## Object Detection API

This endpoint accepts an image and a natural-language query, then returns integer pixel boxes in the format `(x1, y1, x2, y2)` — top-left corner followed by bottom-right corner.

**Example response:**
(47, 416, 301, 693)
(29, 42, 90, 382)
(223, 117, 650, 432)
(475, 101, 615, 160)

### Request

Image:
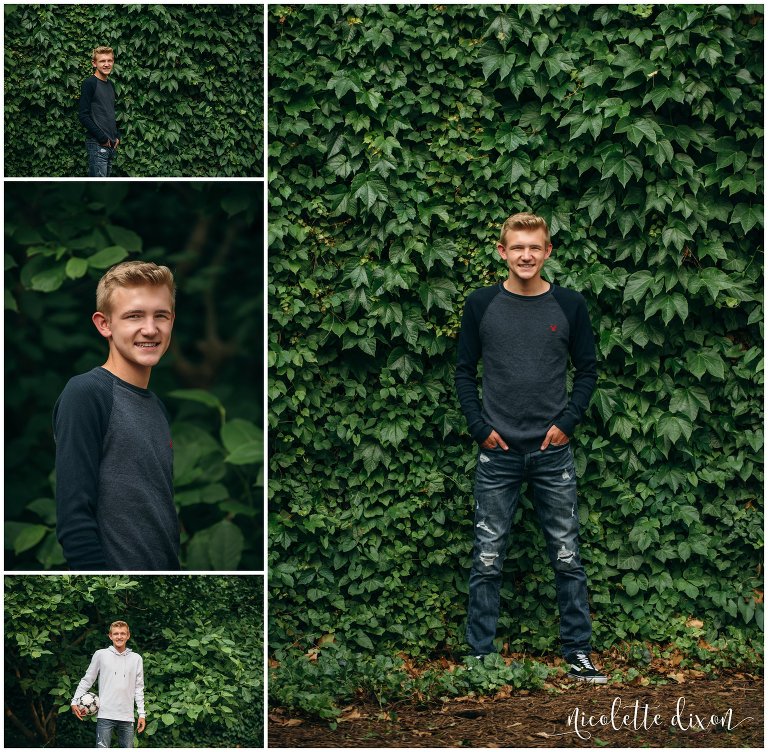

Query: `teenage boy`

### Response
(54, 261, 180, 571)
(79, 46, 121, 177)
(71, 620, 146, 748)
(455, 212, 606, 683)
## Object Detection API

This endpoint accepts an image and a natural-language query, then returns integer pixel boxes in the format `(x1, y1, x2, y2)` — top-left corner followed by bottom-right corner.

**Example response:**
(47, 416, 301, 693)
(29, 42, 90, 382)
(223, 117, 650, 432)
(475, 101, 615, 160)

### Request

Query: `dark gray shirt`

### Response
(78, 76, 120, 143)
(455, 283, 597, 452)
(53, 367, 179, 570)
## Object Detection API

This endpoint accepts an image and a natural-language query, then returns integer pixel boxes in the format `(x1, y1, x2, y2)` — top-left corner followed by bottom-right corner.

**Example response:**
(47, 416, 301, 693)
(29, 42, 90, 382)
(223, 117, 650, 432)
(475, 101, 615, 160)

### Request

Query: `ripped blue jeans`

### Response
(466, 442, 592, 658)
(95, 718, 134, 748)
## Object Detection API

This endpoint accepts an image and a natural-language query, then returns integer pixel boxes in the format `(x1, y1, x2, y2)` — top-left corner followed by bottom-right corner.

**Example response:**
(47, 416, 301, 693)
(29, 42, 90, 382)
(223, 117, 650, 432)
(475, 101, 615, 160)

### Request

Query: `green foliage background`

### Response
(4, 575, 263, 747)
(5, 182, 263, 571)
(268, 5, 764, 660)
(4, 3, 263, 177)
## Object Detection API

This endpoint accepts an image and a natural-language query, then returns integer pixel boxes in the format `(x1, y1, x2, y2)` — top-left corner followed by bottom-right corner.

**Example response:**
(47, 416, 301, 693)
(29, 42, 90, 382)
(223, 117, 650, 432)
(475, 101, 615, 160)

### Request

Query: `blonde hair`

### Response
(109, 620, 130, 633)
(499, 212, 551, 246)
(96, 261, 176, 316)
(92, 46, 114, 60)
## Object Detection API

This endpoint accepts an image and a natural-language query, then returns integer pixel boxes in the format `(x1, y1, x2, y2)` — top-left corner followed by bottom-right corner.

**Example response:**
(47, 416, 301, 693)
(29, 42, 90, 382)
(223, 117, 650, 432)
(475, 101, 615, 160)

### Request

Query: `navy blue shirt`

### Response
(78, 76, 120, 143)
(53, 367, 179, 570)
(455, 283, 597, 452)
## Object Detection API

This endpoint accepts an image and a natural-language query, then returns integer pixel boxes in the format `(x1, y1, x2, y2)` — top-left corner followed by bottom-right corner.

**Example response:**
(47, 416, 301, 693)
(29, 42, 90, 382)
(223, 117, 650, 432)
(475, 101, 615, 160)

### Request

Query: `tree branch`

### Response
(170, 216, 241, 388)
(5, 705, 38, 742)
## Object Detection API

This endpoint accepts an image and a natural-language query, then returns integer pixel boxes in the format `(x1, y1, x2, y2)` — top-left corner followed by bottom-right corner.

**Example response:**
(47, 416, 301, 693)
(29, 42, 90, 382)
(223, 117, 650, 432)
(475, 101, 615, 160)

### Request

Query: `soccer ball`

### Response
(77, 692, 99, 716)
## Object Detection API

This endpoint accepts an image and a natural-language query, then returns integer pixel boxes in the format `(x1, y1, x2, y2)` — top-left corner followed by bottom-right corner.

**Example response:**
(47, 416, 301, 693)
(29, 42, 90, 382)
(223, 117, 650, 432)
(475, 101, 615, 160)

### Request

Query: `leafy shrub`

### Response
(268, 4, 763, 661)
(4, 4, 263, 176)
(269, 643, 552, 722)
(5, 576, 263, 747)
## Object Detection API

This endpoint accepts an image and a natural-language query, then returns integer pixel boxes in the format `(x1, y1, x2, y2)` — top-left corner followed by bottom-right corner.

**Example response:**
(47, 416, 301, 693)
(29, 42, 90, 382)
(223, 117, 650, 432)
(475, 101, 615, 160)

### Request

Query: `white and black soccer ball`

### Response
(77, 692, 99, 716)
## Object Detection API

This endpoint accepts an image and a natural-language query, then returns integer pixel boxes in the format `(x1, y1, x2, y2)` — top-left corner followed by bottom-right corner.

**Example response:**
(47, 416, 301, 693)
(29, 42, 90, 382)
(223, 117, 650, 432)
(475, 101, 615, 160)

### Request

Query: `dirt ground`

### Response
(269, 675, 763, 748)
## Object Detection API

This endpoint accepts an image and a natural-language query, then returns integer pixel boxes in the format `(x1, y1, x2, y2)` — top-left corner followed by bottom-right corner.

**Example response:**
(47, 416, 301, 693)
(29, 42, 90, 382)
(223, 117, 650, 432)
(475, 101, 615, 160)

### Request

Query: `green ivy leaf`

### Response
(419, 278, 456, 313)
(386, 347, 421, 382)
(377, 415, 410, 447)
(685, 349, 726, 380)
(422, 241, 458, 271)
(350, 174, 388, 210)
(479, 50, 517, 81)
(623, 271, 655, 303)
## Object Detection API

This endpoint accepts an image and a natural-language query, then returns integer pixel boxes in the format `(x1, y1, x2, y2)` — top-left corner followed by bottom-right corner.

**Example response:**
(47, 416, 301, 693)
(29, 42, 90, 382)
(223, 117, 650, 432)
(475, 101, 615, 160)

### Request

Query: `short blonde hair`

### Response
(499, 212, 551, 246)
(92, 46, 114, 60)
(96, 261, 176, 316)
(109, 620, 130, 633)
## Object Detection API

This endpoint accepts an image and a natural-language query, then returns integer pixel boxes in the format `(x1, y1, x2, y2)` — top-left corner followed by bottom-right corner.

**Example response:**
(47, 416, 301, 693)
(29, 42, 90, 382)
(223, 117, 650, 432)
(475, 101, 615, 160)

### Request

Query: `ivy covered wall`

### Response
(4, 4, 262, 177)
(268, 5, 763, 657)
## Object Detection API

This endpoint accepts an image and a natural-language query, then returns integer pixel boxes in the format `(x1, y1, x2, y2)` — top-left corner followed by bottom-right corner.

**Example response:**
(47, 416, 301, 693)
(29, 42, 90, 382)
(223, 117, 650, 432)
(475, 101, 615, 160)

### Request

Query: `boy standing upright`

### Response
(455, 212, 606, 682)
(71, 620, 146, 747)
(79, 46, 121, 177)
(54, 261, 180, 571)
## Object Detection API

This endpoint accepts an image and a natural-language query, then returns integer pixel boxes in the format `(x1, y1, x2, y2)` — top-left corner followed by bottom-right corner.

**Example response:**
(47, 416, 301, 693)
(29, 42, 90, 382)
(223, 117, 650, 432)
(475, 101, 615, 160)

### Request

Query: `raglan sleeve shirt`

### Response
(454, 287, 498, 444)
(78, 77, 111, 144)
(78, 77, 121, 143)
(551, 287, 598, 437)
(455, 284, 597, 447)
(53, 373, 112, 570)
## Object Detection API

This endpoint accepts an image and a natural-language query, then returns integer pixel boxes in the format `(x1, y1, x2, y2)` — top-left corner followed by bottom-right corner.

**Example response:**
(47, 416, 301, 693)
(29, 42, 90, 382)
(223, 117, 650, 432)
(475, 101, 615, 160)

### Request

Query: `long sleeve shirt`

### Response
(455, 282, 597, 452)
(53, 367, 180, 571)
(78, 76, 120, 143)
(71, 646, 145, 722)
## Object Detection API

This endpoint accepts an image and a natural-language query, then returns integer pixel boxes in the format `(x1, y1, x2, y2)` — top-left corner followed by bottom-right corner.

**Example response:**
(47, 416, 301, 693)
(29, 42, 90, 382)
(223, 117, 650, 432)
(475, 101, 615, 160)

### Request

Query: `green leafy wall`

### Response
(268, 5, 763, 658)
(4, 4, 263, 177)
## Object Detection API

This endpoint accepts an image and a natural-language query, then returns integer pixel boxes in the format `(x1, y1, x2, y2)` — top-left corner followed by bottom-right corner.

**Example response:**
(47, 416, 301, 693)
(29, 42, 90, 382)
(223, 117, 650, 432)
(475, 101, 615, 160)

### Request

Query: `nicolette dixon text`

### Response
(556, 696, 752, 740)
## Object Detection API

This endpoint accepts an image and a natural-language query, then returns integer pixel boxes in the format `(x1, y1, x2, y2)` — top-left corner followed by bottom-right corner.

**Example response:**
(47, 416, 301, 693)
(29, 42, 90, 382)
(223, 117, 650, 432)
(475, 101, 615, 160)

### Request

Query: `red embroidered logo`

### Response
(549, 325, 557, 332)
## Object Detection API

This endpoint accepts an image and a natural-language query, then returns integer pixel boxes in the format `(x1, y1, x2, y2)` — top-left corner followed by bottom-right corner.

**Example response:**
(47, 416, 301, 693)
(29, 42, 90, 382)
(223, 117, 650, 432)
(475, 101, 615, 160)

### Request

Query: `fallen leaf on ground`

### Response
(339, 708, 363, 722)
(269, 717, 303, 727)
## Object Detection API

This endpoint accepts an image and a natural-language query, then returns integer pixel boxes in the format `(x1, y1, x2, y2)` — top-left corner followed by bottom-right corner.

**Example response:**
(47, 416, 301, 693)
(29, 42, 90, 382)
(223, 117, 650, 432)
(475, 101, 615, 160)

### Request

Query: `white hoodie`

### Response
(71, 645, 145, 723)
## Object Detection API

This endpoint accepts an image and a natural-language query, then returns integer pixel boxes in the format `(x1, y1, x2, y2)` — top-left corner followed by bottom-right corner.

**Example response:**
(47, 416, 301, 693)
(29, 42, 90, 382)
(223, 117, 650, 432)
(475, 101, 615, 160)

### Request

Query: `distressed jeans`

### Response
(466, 442, 592, 658)
(95, 717, 134, 748)
(86, 140, 116, 177)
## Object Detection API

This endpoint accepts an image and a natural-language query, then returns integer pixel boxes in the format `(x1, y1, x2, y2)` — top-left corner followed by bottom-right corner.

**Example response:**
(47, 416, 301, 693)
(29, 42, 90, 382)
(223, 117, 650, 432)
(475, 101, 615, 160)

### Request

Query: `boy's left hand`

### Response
(540, 424, 569, 450)
(137, 717, 146, 733)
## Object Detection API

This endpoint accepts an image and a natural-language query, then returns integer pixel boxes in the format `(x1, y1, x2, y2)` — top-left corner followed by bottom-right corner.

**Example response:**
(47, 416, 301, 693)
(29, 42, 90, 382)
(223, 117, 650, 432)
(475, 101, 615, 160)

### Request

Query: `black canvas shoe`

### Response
(566, 651, 608, 683)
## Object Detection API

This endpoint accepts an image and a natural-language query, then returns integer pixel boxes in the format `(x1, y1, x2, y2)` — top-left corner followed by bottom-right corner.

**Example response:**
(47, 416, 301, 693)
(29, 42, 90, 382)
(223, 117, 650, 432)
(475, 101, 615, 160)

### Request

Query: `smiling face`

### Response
(92, 284, 175, 387)
(92, 53, 114, 80)
(109, 625, 130, 652)
(497, 227, 553, 293)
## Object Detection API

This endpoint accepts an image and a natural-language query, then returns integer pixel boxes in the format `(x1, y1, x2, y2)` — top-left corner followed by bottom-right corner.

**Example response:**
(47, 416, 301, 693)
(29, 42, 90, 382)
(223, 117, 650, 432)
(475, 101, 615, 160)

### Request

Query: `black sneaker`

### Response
(566, 652, 608, 683)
